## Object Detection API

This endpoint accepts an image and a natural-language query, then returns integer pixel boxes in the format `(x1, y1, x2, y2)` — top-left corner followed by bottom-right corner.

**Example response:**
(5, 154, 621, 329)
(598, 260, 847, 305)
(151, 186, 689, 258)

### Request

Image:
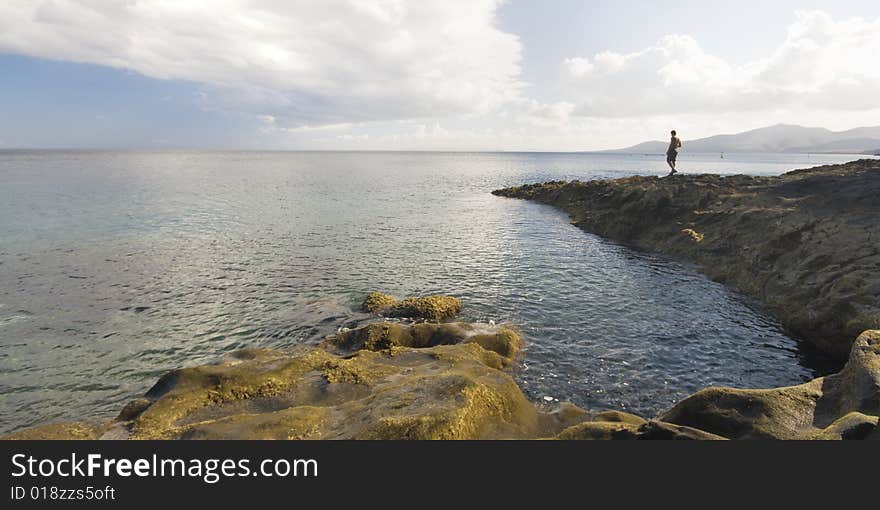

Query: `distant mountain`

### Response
(611, 124, 880, 154)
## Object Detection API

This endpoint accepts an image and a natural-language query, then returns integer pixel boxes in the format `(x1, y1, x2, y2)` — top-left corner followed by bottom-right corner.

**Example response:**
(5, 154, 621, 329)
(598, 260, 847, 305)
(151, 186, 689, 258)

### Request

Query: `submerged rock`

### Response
(494, 159, 880, 360)
(660, 330, 880, 439)
(361, 292, 462, 321)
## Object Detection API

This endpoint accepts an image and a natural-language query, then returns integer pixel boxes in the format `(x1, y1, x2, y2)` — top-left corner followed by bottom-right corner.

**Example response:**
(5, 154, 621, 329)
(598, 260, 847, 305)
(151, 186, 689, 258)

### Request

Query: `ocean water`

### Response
(0, 150, 867, 434)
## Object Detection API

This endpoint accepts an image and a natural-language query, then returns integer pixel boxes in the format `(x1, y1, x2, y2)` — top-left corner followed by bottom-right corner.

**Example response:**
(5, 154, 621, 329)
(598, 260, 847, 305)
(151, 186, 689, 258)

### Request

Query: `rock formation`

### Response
(659, 330, 880, 439)
(362, 292, 462, 321)
(4, 323, 878, 440)
(3, 322, 566, 440)
(493, 159, 880, 360)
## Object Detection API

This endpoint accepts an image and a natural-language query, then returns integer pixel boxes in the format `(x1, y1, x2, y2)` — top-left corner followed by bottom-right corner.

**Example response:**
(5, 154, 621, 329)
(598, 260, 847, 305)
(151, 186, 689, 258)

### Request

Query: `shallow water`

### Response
(0, 150, 864, 434)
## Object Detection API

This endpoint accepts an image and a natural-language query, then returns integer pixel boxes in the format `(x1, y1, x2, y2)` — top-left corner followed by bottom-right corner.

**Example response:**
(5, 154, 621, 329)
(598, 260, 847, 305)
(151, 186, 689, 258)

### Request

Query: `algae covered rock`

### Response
(556, 419, 726, 441)
(322, 321, 521, 365)
(813, 412, 878, 440)
(386, 296, 462, 321)
(660, 330, 880, 439)
(556, 420, 640, 440)
(5, 322, 549, 440)
(361, 292, 462, 321)
(553, 410, 725, 440)
(2, 422, 106, 440)
(362, 292, 397, 314)
(9, 322, 877, 441)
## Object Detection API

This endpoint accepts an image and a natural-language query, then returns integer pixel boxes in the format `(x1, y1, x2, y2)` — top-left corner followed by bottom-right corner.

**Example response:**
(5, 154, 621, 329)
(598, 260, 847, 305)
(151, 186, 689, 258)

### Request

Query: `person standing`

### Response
(667, 130, 682, 175)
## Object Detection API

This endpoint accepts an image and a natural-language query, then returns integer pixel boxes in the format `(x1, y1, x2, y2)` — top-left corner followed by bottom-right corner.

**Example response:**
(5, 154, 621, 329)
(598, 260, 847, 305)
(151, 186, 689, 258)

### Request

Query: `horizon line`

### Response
(1, 147, 877, 156)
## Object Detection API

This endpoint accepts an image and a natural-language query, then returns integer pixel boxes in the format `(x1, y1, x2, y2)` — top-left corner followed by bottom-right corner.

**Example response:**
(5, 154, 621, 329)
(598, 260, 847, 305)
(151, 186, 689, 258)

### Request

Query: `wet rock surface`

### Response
(361, 292, 463, 321)
(4, 322, 570, 440)
(659, 330, 880, 439)
(493, 159, 880, 360)
(4, 323, 879, 440)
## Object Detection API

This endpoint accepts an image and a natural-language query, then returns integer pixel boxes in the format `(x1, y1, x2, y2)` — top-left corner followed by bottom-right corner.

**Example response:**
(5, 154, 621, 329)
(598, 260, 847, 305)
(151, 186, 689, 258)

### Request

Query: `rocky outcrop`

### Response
(493, 159, 880, 360)
(3, 322, 573, 440)
(362, 292, 462, 321)
(5, 325, 879, 440)
(322, 321, 522, 360)
(659, 330, 880, 439)
(1, 422, 109, 440)
(555, 410, 727, 440)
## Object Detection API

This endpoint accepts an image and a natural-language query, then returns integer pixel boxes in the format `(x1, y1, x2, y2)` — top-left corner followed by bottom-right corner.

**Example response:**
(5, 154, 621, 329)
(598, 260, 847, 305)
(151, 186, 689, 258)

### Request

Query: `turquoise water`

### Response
(0, 150, 865, 434)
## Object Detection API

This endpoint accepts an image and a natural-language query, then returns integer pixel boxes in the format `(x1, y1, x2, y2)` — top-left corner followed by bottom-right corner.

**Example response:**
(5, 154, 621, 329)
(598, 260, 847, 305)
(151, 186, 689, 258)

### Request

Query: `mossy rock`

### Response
(661, 330, 880, 439)
(811, 412, 878, 440)
(360, 292, 462, 321)
(591, 410, 649, 426)
(130, 338, 540, 439)
(322, 322, 521, 363)
(2, 422, 106, 440)
(556, 420, 641, 440)
(4, 322, 548, 440)
(386, 296, 462, 321)
(362, 292, 397, 314)
(556, 419, 725, 440)
(9, 324, 877, 441)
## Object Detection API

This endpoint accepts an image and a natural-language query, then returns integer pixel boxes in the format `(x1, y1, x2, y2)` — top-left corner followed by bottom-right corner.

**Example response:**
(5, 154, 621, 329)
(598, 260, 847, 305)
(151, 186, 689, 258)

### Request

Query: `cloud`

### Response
(0, 0, 523, 126)
(561, 11, 880, 117)
(1, 5, 878, 151)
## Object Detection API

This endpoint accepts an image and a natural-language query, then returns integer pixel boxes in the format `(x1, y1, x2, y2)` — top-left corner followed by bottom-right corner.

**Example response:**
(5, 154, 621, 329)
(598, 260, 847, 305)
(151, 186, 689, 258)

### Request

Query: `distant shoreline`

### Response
(1, 148, 879, 156)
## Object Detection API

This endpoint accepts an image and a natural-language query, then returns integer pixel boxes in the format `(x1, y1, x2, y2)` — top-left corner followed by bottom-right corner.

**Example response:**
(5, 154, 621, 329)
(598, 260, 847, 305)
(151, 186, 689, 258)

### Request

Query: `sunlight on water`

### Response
(0, 150, 862, 433)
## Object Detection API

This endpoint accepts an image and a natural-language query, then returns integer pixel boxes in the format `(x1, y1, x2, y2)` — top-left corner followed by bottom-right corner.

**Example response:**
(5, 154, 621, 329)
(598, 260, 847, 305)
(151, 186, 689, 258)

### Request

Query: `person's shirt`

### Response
(667, 136, 682, 154)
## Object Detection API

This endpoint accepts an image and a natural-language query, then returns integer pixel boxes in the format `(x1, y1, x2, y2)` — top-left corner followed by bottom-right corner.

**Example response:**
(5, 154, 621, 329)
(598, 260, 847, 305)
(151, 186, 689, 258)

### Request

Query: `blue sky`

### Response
(0, 55, 257, 148)
(1, 0, 879, 150)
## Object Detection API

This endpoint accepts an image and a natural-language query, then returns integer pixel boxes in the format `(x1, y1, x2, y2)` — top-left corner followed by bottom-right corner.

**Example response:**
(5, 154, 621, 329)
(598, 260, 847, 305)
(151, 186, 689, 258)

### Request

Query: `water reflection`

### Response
(0, 150, 854, 433)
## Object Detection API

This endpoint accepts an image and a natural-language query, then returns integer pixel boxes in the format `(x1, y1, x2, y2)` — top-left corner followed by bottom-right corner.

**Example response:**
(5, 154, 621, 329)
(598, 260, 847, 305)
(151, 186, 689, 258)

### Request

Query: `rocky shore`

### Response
(5, 293, 878, 440)
(493, 159, 880, 361)
(4, 160, 879, 440)
(1, 305, 725, 440)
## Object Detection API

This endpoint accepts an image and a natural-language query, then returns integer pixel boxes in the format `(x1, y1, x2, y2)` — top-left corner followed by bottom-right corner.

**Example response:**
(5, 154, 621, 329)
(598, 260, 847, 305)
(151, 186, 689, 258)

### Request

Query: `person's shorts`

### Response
(666, 151, 678, 163)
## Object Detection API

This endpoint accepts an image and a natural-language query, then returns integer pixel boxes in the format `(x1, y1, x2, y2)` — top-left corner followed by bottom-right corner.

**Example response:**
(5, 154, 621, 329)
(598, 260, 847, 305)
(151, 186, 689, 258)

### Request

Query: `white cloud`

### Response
(0, 0, 523, 125)
(1, 4, 878, 151)
(561, 11, 880, 117)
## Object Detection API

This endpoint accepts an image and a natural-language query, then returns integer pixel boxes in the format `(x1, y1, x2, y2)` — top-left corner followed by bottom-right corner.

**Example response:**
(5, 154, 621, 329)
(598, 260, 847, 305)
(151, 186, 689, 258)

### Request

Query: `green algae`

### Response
(386, 296, 462, 321)
(362, 292, 397, 314)
(360, 292, 462, 321)
(6, 321, 877, 441)
(5, 321, 551, 440)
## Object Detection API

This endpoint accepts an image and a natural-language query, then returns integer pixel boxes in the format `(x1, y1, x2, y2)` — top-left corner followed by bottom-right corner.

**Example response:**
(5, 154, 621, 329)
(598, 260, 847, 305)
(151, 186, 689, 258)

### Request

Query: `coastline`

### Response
(493, 159, 880, 361)
(4, 160, 879, 440)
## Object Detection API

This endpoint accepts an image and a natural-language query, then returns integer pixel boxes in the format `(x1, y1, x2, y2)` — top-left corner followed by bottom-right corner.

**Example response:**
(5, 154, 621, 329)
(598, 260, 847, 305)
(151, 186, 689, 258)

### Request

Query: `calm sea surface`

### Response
(0, 150, 868, 434)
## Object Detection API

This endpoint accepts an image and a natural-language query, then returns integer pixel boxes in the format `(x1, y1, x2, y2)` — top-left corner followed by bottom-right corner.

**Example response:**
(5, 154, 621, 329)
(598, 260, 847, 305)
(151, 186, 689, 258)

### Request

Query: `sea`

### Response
(1, 150, 871, 434)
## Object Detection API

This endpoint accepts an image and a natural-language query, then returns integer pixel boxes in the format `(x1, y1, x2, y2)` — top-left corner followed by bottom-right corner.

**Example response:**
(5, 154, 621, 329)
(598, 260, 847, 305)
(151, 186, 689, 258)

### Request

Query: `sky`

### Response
(1, 0, 879, 151)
